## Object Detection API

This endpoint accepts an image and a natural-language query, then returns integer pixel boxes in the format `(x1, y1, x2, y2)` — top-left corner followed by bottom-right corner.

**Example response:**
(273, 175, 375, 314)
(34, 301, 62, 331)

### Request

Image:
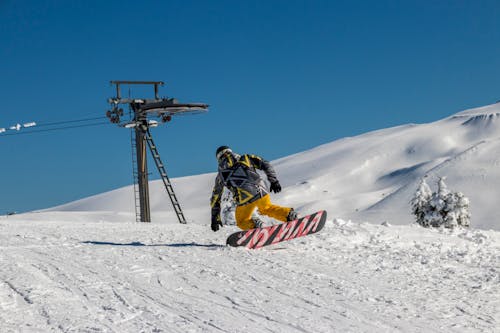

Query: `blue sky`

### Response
(1, 0, 499, 213)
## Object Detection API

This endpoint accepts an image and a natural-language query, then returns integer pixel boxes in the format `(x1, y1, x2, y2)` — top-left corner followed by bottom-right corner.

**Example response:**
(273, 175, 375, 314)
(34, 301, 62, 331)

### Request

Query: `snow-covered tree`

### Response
(425, 177, 451, 227)
(411, 177, 470, 228)
(443, 191, 471, 228)
(436, 177, 450, 212)
(410, 178, 432, 226)
(220, 187, 237, 225)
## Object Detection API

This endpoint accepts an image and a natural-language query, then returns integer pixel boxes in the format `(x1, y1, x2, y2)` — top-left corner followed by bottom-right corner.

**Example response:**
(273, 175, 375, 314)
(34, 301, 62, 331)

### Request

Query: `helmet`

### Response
(216, 146, 232, 160)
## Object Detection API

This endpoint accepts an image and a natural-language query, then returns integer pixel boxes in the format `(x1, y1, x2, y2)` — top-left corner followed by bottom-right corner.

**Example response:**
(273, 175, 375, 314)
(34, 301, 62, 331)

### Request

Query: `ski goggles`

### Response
(216, 148, 232, 160)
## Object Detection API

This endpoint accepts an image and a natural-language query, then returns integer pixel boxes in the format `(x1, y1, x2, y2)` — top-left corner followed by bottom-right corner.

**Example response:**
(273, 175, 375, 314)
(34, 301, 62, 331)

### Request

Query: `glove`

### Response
(270, 181, 282, 193)
(211, 214, 222, 232)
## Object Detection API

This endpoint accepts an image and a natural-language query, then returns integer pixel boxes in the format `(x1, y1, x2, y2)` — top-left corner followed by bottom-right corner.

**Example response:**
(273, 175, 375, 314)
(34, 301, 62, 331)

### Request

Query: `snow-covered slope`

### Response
(2, 103, 500, 332)
(0, 216, 498, 332)
(49, 102, 500, 230)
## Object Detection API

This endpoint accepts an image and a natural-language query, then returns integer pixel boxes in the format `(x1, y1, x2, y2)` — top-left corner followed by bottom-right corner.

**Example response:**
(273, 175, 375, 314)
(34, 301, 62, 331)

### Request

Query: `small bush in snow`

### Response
(220, 188, 237, 225)
(411, 178, 433, 226)
(411, 177, 470, 228)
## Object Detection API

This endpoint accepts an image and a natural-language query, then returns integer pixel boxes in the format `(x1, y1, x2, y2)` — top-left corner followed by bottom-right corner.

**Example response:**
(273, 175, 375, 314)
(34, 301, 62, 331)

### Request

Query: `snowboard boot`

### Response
(286, 209, 298, 222)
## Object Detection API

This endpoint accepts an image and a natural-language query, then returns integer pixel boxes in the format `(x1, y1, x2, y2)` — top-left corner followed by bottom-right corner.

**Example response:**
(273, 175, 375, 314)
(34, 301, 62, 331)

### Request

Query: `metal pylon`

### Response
(130, 129, 141, 223)
(107, 80, 208, 224)
(134, 123, 151, 223)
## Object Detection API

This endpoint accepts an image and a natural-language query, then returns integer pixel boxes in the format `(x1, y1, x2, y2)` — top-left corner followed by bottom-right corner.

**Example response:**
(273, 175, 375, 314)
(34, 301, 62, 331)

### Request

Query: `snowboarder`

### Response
(210, 146, 297, 232)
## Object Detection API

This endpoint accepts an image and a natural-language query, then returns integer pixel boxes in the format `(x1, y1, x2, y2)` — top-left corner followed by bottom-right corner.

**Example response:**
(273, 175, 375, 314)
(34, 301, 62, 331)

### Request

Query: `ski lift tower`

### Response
(106, 81, 208, 223)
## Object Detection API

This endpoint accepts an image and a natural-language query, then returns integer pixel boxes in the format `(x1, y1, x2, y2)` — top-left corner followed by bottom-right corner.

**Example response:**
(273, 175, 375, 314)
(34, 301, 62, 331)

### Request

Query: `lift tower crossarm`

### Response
(110, 81, 164, 100)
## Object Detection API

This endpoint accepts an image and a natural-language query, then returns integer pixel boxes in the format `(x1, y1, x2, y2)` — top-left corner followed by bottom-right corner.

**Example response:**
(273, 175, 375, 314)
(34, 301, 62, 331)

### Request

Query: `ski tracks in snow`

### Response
(0, 219, 498, 332)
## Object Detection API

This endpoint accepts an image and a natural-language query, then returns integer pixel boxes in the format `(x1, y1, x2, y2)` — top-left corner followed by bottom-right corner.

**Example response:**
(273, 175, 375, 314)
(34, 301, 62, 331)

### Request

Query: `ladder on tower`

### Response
(144, 129, 187, 224)
(130, 129, 141, 222)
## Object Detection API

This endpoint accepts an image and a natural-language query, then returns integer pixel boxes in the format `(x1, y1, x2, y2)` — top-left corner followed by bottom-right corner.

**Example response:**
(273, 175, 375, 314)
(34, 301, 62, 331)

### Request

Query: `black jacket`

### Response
(210, 152, 278, 218)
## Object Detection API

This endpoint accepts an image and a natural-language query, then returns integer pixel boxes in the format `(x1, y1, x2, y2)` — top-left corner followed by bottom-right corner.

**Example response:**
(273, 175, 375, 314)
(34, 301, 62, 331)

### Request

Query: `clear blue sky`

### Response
(1, 0, 499, 213)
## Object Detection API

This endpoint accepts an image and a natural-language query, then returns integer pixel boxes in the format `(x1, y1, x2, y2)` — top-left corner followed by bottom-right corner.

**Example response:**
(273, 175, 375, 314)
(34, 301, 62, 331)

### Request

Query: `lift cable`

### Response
(0, 121, 110, 137)
(34, 116, 107, 127)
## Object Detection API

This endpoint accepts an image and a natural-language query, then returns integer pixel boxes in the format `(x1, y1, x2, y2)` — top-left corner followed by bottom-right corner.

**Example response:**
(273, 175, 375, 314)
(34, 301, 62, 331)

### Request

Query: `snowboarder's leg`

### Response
(235, 202, 259, 230)
(256, 194, 293, 222)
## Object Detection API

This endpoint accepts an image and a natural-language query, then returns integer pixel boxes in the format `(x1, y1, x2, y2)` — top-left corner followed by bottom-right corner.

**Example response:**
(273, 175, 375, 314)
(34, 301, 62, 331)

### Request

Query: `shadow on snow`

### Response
(82, 241, 225, 248)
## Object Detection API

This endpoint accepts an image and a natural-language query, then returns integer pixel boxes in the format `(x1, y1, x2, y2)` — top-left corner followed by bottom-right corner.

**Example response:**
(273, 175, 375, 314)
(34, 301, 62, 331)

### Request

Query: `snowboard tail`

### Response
(226, 210, 327, 249)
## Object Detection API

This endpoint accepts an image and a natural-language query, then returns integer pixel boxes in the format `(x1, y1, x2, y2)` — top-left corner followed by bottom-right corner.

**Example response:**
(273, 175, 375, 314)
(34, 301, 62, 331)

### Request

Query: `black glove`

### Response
(211, 214, 222, 232)
(270, 181, 282, 193)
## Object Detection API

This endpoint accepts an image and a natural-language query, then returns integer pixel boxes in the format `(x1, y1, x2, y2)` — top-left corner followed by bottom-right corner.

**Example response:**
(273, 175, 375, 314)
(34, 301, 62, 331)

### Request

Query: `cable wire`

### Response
(0, 122, 110, 137)
(34, 116, 107, 127)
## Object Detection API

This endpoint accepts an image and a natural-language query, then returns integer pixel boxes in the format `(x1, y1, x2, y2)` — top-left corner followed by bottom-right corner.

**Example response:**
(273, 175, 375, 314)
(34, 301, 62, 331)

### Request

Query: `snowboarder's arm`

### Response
(247, 154, 279, 184)
(210, 174, 224, 231)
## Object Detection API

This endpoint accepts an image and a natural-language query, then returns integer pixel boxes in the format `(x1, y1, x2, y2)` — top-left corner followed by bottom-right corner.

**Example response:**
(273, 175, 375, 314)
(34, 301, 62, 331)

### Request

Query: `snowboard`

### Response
(226, 210, 327, 249)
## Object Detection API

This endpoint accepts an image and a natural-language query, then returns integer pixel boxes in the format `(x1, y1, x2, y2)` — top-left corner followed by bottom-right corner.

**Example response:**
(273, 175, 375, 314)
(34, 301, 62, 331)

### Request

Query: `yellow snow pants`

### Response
(235, 194, 292, 230)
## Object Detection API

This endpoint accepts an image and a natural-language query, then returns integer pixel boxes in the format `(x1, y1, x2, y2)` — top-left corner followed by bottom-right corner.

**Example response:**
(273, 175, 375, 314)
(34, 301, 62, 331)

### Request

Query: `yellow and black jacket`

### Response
(210, 152, 278, 218)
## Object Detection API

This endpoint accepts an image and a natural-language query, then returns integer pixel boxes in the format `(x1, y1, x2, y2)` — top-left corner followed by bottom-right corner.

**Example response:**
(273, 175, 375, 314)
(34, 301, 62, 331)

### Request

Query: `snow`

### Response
(1, 216, 498, 332)
(1, 103, 500, 332)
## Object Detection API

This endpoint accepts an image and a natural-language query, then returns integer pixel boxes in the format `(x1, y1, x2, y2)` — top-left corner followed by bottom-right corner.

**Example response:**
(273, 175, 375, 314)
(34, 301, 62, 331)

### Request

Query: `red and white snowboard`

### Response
(226, 210, 327, 249)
